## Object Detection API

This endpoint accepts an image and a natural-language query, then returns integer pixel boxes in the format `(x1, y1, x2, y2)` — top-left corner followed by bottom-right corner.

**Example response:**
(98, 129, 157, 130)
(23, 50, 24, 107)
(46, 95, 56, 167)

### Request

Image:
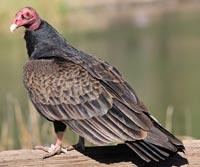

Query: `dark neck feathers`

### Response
(24, 20, 67, 57)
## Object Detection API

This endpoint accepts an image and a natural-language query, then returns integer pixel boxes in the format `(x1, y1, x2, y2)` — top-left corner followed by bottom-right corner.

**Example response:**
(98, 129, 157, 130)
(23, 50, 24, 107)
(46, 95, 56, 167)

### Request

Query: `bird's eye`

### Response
(25, 12, 30, 17)
(23, 12, 31, 19)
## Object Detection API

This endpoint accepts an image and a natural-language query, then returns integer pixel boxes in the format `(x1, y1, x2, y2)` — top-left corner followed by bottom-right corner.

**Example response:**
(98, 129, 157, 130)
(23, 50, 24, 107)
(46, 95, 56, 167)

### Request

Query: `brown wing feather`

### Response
(23, 58, 182, 150)
(34, 49, 147, 113)
(23, 59, 113, 121)
(28, 46, 184, 161)
(23, 58, 149, 144)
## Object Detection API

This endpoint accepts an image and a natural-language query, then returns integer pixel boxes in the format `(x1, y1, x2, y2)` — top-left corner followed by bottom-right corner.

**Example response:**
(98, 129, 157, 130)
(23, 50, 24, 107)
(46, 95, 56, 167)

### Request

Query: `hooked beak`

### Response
(10, 23, 18, 32)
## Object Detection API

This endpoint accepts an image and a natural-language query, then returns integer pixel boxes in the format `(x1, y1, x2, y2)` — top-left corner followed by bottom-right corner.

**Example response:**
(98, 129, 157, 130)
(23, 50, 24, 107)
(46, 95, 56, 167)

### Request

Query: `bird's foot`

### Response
(35, 144, 68, 159)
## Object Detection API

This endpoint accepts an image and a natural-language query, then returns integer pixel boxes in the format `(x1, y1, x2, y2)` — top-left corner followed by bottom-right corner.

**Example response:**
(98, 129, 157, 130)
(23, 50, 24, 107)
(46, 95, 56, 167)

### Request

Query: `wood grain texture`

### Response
(0, 140, 198, 167)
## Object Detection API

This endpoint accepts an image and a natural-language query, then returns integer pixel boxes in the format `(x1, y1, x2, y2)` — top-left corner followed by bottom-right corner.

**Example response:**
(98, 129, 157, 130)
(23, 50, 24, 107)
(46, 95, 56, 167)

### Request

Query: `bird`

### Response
(10, 7, 184, 162)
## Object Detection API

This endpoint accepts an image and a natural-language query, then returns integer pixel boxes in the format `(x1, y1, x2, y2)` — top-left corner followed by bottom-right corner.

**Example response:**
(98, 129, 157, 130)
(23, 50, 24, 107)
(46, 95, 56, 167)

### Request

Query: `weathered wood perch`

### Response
(0, 140, 198, 167)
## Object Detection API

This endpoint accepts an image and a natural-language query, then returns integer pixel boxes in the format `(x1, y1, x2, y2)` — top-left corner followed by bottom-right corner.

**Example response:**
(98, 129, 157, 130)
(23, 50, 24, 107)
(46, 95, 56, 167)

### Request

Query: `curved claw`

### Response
(34, 144, 68, 159)
(43, 144, 61, 159)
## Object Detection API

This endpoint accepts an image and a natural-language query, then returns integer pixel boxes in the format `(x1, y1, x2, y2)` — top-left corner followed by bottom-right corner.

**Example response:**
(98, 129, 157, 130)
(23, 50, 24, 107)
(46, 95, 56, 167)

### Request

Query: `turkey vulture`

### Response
(10, 7, 184, 162)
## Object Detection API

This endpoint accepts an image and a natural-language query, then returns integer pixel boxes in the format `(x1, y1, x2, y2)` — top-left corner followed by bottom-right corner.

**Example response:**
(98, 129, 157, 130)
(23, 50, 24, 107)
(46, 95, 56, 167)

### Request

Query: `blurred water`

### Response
(1, 9, 200, 149)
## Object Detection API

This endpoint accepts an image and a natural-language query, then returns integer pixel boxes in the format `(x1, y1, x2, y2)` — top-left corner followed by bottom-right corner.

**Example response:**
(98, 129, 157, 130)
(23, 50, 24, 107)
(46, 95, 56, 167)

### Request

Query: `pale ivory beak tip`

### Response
(10, 24, 17, 32)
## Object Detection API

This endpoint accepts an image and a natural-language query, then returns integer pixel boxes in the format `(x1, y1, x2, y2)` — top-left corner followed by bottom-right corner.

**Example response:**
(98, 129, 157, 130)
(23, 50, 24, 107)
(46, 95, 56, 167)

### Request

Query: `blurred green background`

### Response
(0, 0, 200, 149)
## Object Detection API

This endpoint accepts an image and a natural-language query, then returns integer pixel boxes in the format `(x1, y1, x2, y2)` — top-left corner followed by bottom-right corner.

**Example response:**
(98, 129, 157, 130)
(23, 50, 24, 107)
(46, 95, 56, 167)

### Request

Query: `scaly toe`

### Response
(34, 144, 63, 159)
(34, 144, 70, 159)
(42, 144, 61, 159)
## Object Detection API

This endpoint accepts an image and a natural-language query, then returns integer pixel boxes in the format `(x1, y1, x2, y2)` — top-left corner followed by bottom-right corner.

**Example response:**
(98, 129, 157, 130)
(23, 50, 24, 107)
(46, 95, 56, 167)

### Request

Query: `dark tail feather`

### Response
(126, 142, 152, 162)
(148, 114, 185, 152)
(126, 139, 179, 162)
(153, 121, 185, 151)
(126, 120, 185, 162)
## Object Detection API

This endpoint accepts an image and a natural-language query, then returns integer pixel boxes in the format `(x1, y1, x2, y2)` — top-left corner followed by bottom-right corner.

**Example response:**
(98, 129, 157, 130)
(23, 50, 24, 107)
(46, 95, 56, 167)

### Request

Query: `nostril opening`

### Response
(15, 19, 21, 25)
(21, 15, 25, 19)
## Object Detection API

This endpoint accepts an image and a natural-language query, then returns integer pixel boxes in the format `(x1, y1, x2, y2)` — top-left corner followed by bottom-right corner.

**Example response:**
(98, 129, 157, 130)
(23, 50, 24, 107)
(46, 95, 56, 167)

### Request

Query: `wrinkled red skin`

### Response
(12, 7, 41, 31)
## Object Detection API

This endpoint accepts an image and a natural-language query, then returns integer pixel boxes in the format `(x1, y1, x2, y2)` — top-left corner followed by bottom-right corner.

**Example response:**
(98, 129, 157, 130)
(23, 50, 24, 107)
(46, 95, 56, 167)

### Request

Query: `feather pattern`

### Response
(22, 20, 185, 162)
(24, 59, 113, 120)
